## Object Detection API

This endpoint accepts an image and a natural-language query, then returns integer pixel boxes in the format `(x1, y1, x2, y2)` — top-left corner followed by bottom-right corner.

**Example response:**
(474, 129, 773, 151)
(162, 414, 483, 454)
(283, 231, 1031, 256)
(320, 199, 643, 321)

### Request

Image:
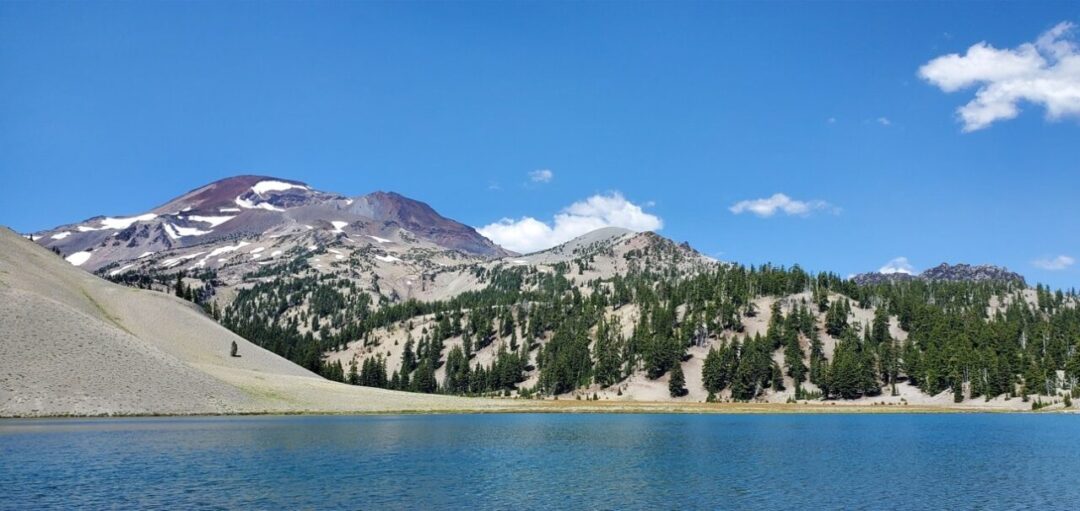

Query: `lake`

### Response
(1, 414, 1077, 510)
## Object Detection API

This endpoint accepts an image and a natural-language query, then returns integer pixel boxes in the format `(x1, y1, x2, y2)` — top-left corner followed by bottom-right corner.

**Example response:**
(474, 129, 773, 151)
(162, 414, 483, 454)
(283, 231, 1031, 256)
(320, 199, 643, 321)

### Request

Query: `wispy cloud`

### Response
(876, 117, 892, 126)
(1033, 254, 1075, 270)
(919, 21, 1080, 132)
(878, 256, 916, 275)
(478, 192, 662, 253)
(729, 193, 838, 218)
(529, 169, 554, 183)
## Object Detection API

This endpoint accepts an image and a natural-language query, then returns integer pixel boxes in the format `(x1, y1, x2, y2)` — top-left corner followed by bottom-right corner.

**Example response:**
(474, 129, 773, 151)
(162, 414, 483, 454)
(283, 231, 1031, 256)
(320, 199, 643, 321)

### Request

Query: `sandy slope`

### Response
(0, 227, 520, 417)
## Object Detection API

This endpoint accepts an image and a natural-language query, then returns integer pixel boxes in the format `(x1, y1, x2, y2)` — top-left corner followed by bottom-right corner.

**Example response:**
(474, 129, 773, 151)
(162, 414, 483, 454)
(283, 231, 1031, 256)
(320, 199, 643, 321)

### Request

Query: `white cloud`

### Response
(877, 117, 892, 126)
(477, 192, 662, 253)
(728, 193, 837, 218)
(878, 257, 916, 275)
(1033, 255, 1075, 270)
(919, 21, 1080, 131)
(529, 169, 554, 183)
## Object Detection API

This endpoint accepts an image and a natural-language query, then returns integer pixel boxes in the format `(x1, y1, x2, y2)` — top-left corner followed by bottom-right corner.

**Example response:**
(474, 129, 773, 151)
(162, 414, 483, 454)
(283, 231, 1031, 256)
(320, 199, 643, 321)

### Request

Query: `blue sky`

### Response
(1, 1, 1078, 289)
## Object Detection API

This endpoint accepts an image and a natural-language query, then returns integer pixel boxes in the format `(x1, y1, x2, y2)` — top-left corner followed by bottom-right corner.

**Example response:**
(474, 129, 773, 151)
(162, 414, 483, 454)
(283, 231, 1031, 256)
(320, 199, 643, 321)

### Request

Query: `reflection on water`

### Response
(1, 414, 1077, 509)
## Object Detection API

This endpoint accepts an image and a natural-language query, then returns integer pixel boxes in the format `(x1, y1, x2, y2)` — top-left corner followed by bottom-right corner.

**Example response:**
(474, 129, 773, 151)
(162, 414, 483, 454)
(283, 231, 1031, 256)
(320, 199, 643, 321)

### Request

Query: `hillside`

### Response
(0, 227, 523, 417)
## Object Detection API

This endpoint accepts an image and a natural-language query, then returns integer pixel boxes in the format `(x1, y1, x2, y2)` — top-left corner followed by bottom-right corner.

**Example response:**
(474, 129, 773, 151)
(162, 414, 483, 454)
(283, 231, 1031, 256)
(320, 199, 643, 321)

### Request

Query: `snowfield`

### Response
(331, 221, 349, 233)
(161, 252, 206, 268)
(368, 235, 392, 243)
(189, 215, 236, 227)
(251, 180, 309, 195)
(51, 232, 72, 240)
(375, 254, 401, 263)
(64, 251, 92, 266)
(99, 213, 157, 230)
(164, 223, 212, 239)
(109, 264, 135, 276)
(235, 196, 284, 211)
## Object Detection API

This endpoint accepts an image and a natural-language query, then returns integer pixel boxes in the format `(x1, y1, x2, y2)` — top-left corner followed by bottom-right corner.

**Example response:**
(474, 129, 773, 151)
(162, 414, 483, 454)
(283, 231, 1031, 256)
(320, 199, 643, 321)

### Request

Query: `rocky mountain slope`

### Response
(30, 175, 511, 274)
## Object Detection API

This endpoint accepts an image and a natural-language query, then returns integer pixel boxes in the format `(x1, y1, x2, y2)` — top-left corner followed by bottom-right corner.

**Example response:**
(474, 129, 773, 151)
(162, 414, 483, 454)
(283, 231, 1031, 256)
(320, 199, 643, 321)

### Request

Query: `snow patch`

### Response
(219, 207, 241, 213)
(160, 252, 206, 268)
(250, 247, 266, 254)
(271, 250, 282, 257)
(331, 221, 349, 233)
(52, 231, 72, 240)
(207, 241, 251, 258)
(137, 251, 155, 259)
(235, 196, 284, 211)
(190, 241, 251, 268)
(165, 223, 212, 238)
(251, 180, 309, 195)
(375, 254, 401, 263)
(77, 225, 103, 232)
(189, 215, 236, 227)
(99, 213, 157, 230)
(65, 251, 92, 266)
(368, 235, 392, 244)
(109, 264, 135, 276)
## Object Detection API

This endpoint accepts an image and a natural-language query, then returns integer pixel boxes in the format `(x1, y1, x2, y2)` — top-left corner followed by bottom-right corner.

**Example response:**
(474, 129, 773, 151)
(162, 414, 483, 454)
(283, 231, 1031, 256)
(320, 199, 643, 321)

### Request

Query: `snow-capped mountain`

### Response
(32, 175, 512, 272)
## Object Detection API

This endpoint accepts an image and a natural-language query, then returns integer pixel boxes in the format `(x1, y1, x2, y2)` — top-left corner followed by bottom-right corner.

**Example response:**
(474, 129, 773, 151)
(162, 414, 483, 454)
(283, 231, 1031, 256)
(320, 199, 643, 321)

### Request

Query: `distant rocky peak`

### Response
(919, 263, 1026, 285)
(853, 262, 1025, 286)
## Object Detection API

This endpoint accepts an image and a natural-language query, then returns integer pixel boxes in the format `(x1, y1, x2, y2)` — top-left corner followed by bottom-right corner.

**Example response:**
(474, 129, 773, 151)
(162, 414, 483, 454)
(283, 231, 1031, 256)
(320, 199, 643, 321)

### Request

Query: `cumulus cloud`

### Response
(728, 193, 837, 218)
(879, 257, 916, 275)
(919, 21, 1080, 131)
(477, 192, 662, 253)
(529, 169, 554, 183)
(1033, 255, 1075, 270)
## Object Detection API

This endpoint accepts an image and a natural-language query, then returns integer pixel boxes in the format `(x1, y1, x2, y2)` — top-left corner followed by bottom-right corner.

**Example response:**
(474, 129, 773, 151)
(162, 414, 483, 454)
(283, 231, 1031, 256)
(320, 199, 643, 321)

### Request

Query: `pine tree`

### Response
(348, 358, 359, 385)
(669, 363, 686, 397)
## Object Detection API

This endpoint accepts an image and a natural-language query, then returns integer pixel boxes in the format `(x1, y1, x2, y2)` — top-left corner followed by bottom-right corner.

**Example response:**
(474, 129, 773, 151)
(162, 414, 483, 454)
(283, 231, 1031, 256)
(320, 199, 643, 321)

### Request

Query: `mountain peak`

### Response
(153, 175, 324, 215)
(349, 191, 513, 258)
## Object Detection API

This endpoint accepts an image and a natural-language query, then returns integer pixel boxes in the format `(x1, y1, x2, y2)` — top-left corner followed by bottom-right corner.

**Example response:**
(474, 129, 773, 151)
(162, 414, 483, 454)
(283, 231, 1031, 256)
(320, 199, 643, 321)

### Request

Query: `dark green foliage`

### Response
(669, 363, 686, 397)
(201, 249, 1079, 403)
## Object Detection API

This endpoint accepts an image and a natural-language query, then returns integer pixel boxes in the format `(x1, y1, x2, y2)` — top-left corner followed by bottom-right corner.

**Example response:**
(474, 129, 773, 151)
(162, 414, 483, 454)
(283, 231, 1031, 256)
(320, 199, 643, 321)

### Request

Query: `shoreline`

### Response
(4, 399, 1073, 420)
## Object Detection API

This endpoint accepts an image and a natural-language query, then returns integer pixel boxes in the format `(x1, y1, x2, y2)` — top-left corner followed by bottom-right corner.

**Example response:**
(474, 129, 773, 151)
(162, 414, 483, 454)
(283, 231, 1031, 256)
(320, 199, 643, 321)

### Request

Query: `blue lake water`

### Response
(1, 413, 1078, 510)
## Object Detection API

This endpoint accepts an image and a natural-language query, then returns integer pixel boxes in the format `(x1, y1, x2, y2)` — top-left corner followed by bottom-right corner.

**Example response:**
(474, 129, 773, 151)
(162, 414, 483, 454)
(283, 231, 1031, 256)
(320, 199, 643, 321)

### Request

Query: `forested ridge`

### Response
(216, 254, 1080, 405)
